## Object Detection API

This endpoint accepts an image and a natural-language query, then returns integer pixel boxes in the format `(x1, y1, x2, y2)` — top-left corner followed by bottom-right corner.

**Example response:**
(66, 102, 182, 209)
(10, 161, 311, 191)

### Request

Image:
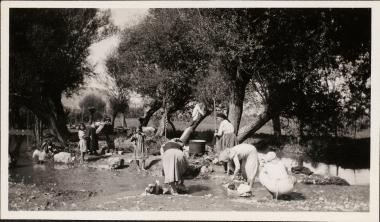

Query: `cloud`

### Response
(86, 9, 149, 88)
(69, 9, 149, 109)
(110, 8, 149, 29)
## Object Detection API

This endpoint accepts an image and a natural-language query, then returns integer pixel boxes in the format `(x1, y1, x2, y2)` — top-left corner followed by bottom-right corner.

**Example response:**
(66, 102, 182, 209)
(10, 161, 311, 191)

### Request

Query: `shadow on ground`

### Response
(187, 184, 210, 194)
(146, 159, 161, 170)
(278, 192, 306, 201)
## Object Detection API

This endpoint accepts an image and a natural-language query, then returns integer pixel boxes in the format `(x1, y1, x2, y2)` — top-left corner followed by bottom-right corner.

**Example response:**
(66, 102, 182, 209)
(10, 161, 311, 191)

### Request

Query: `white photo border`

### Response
(1, 1, 379, 221)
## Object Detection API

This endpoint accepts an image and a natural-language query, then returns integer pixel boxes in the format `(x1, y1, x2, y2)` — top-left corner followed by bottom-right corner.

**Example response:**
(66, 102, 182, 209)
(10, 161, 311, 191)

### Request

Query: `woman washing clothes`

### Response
(214, 113, 238, 174)
(216, 143, 260, 188)
(259, 151, 297, 200)
(160, 138, 189, 195)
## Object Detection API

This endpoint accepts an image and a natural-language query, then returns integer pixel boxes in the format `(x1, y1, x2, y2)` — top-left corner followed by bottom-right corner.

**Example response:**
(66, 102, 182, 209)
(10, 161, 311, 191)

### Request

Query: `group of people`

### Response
(214, 112, 296, 199)
(77, 117, 113, 163)
(76, 103, 296, 198)
(158, 103, 296, 198)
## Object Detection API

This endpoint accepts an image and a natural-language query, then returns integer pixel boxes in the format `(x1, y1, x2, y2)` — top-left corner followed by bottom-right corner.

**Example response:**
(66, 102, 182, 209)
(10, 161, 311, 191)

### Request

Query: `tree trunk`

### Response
(156, 110, 167, 137)
(237, 109, 273, 143)
(47, 111, 69, 144)
(8, 105, 25, 167)
(89, 112, 95, 124)
(272, 115, 281, 147)
(34, 115, 43, 147)
(180, 110, 212, 144)
(111, 111, 118, 128)
(9, 135, 24, 168)
(32, 95, 70, 144)
(167, 116, 176, 133)
(13, 93, 70, 144)
(122, 112, 128, 128)
(51, 95, 70, 143)
(299, 119, 304, 143)
(228, 79, 248, 135)
(141, 99, 161, 126)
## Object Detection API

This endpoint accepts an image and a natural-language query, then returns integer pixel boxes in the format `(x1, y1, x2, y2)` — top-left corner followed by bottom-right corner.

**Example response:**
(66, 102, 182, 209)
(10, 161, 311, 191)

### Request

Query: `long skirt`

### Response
(134, 144, 148, 160)
(259, 173, 295, 195)
(215, 133, 238, 154)
(79, 139, 87, 153)
(240, 151, 260, 187)
(221, 133, 238, 151)
(162, 149, 188, 184)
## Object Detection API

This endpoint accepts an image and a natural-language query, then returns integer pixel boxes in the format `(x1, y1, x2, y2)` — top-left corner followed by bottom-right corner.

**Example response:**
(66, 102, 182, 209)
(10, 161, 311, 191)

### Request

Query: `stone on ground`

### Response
(114, 136, 134, 152)
(107, 157, 124, 169)
(237, 184, 252, 197)
(53, 152, 73, 164)
(200, 165, 213, 174)
(291, 166, 314, 175)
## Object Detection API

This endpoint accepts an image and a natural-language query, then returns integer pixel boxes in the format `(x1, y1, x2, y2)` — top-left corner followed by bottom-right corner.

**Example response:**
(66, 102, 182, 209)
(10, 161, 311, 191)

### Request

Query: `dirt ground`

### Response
(8, 152, 369, 212)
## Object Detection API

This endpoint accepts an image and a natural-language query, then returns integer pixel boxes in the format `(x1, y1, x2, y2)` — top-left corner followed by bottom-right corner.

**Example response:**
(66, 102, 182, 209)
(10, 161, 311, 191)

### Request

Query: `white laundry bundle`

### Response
(32, 149, 47, 162)
(259, 152, 297, 198)
(53, 152, 74, 164)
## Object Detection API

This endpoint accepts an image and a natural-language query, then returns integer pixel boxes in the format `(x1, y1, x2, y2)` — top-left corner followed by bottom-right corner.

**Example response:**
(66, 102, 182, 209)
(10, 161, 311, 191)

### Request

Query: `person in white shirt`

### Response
(217, 143, 259, 187)
(214, 113, 238, 173)
(190, 103, 205, 126)
(259, 152, 297, 200)
(78, 123, 87, 163)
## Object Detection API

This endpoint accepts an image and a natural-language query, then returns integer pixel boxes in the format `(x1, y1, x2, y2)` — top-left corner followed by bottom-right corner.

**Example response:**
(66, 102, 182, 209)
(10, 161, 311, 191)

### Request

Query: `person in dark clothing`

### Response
(103, 117, 114, 153)
(85, 125, 92, 154)
(96, 117, 114, 153)
(88, 122, 99, 155)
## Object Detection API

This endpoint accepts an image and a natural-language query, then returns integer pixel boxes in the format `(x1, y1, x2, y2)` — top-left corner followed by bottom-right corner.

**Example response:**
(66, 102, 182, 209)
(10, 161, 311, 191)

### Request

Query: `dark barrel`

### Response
(189, 140, 206, 154)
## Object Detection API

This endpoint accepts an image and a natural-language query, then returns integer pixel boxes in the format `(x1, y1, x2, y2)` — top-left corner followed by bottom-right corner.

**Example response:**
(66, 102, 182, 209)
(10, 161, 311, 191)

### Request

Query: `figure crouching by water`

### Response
(78, 123, 88, 163)
(259, 152, 297, 200)
(160, 138, 189, 195)
(32, 140, 52, 164)
(131, 126, 147, 171)
(216, 143, 259, 188)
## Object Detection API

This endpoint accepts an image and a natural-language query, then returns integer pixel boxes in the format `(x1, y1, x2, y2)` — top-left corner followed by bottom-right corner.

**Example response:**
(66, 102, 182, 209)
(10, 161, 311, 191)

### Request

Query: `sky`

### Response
(86, 8, 149, 89)
(63, 9, 149, 109)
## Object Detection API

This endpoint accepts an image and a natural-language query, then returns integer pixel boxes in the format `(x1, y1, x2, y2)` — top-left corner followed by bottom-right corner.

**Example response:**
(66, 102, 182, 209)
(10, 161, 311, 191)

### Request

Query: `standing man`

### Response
(96, 117, 114, 153)
(89, 122, 99, 155)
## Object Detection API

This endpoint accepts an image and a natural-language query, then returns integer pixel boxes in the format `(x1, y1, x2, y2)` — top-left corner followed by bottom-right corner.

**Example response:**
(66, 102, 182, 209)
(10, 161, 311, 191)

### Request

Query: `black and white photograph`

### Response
(1, 1, 379, 221)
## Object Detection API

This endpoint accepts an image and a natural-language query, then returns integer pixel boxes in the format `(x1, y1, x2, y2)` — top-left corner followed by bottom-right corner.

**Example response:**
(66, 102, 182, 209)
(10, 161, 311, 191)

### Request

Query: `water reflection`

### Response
(280, 157, 369, 185)
(32, 164, 46, 171)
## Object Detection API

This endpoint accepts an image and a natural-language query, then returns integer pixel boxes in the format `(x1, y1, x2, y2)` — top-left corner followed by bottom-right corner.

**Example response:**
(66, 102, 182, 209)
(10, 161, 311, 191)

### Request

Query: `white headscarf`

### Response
(264, 151, 277, 163)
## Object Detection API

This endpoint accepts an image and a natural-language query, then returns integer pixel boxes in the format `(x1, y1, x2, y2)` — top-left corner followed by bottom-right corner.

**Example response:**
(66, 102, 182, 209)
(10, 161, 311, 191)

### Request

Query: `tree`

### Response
(189, 9, 270, 134)
(236, 9, 370, 142)
(107, 9, 211, 133)
(109, 90, 129, 127)
(78, 94, 107, 123)
(108, 8, 370, 143)
(10, 9, 114, 143)
(105, 52, 130, 127)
